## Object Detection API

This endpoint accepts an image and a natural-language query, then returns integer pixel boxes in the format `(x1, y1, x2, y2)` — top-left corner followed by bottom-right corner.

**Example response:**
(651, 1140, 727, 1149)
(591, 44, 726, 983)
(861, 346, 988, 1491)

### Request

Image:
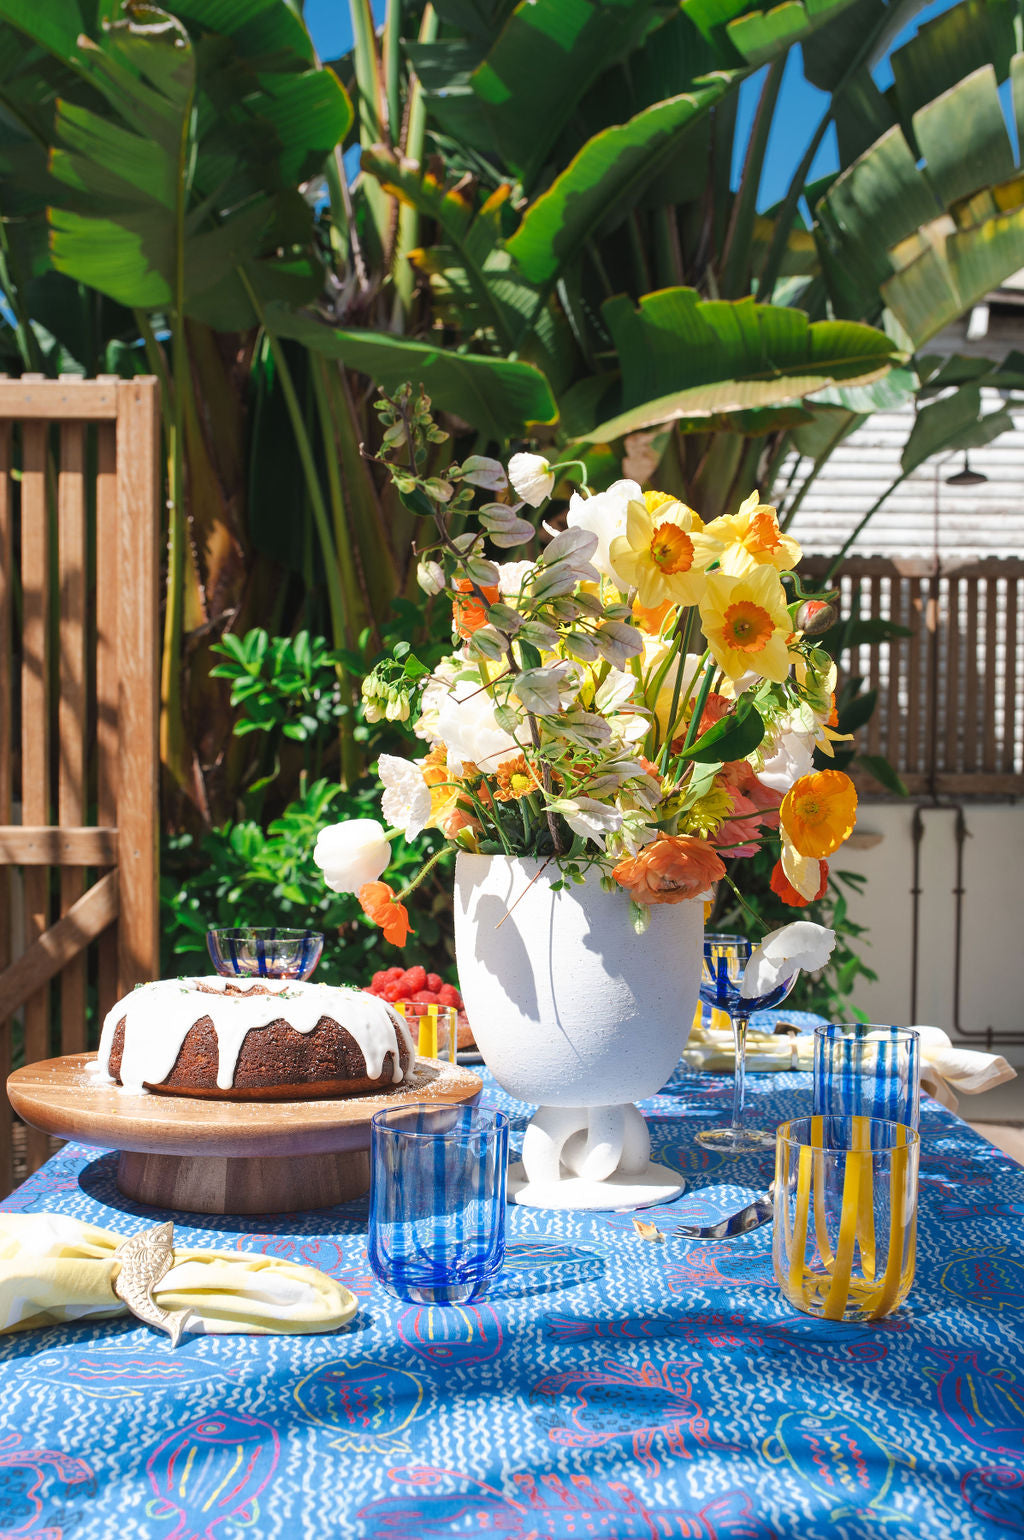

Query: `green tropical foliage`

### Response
(2, 0, 1024, 1007)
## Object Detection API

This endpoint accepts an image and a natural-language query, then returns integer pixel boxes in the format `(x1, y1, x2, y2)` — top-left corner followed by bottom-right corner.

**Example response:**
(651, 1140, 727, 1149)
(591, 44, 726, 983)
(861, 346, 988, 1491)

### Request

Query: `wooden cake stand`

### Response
(7, 1053, 483, 1215)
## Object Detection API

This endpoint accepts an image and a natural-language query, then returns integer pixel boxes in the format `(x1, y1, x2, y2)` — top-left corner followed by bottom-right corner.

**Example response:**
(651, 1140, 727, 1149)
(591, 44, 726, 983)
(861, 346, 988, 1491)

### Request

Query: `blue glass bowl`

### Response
(206, 927, 324, 980)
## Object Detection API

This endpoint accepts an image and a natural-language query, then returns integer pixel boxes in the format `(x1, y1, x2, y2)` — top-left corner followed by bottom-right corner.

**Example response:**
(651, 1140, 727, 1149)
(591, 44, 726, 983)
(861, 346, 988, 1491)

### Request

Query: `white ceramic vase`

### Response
(453, 853, 703, 1210)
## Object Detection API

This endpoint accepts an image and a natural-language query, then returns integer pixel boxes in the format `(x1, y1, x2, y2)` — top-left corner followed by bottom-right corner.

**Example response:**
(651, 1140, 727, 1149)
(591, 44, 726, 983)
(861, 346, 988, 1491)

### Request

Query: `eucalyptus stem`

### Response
(430, 511, 567, 856)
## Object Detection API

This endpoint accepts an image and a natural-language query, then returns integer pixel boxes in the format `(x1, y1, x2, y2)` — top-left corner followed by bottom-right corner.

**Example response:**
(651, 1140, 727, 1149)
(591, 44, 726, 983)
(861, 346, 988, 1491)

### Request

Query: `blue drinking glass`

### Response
(813, 1024, 921, 1130)
(696, 932, 799, 1154)
(368, 1104, 509, 1304)
(206, 927, 323, 980)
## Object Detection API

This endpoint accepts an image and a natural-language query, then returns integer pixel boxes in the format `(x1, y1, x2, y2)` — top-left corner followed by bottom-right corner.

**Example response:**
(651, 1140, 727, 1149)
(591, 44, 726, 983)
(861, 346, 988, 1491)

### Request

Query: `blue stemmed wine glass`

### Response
(206, 927, 323, 981)
(695, 933, 798, 1154)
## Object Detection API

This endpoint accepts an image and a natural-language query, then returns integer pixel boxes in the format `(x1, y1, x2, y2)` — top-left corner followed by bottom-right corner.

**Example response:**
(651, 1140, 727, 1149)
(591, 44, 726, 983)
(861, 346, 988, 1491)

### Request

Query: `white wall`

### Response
(784, 312, 1024, 563)
(838, 804, 1024, 1067)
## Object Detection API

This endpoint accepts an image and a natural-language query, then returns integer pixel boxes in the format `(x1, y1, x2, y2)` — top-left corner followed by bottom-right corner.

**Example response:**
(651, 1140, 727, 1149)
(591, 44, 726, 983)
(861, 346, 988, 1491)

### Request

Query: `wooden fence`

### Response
(0, 375, 161, 1192)
(802, 555, 1024, 797)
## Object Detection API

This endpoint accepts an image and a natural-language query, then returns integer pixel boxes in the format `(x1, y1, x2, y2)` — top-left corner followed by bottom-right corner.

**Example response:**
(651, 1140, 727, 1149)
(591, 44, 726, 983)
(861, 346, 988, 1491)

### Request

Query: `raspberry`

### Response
(381, 983, 402, 1002)
(405, 965, 427, 992)
(390, 978, 413, 1000)
(385, 966, 404, 981)
(411, 990, 438, 1004)
(426, 973, 442, 993)
(371, 971, 389, 989)
(438, 983, 462, 1008)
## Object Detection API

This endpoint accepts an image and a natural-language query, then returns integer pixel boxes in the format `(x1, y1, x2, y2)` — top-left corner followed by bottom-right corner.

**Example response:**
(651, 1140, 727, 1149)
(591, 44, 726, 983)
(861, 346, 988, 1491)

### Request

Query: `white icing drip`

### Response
(97, 977, 414, 1094)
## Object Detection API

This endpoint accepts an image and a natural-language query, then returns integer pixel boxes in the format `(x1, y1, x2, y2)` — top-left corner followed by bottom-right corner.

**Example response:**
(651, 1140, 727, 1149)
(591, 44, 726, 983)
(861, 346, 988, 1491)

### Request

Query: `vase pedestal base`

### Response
(509, 1159, 685, 1212)
(510, 1101, 685, 1212)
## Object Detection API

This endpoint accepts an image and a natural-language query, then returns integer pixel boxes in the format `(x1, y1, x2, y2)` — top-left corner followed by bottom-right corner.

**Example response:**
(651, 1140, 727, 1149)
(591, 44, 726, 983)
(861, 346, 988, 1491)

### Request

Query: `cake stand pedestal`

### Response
(7, 1053, 483, 1215)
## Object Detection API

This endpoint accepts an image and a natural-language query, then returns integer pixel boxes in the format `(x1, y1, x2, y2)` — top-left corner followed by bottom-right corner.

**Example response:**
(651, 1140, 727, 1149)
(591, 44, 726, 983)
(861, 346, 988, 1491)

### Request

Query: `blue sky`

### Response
(304, 0, 963, 207)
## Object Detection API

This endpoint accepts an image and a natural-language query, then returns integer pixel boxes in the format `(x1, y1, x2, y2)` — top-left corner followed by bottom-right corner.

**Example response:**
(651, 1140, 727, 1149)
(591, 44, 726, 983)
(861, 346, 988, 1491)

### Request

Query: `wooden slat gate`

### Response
(0, 375, 161, 1193)
(803, 555, 1024, 797)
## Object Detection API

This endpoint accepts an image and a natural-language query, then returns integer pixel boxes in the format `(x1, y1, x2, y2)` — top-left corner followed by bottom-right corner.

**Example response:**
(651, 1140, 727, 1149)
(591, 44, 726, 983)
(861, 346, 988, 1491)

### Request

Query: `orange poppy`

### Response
(612, 836, 725, 905)
(632, 597, 675, 634)
(780, 769, 857, 858)
(770, 856, 828, 906)
(452, 578, 500, 639)
(358, 881, 414, 947)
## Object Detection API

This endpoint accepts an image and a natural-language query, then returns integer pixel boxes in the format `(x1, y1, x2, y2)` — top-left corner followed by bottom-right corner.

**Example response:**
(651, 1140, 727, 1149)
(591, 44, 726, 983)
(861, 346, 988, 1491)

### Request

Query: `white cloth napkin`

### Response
(682, 1014, 1018, 1112)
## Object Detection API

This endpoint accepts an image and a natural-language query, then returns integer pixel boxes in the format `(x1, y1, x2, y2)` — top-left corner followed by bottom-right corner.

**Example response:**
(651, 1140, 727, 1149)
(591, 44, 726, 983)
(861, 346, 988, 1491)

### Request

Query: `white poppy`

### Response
(313, 819, 391, 894)
(497, 560, 537, 597)
(741, 920, 836, 999)
(508, 452, 554, 507)
(781, 832, 823, 901)
(565, 479, 641, 584)
(378, 754, 432, 840)
(435, 674, 520, 773)
(756, 723, 816, 793)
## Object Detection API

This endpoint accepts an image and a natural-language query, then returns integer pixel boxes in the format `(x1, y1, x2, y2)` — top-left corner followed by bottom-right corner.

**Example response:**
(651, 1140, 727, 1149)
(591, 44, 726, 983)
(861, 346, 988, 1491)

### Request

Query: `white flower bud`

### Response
(416, 558, 446, 596)
(508, 452, 555, 508)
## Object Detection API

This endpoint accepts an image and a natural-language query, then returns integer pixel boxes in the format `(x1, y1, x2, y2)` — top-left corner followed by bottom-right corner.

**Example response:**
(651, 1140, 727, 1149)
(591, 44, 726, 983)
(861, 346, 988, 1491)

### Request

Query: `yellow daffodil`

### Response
(780, 769, 858, 858)
(698, 565, 793, 683)
(705, 491, 801, 577)
(609, 492, 721, 609)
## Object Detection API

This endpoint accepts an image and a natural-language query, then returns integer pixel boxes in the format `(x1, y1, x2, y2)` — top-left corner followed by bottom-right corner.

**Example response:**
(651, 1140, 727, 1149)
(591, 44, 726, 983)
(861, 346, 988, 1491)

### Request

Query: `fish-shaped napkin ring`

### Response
(112, 1222, 196, 1347)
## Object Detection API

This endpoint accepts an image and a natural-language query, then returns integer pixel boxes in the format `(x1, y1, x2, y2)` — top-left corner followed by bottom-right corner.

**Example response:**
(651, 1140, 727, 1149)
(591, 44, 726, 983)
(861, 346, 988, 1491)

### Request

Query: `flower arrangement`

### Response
(314, 387, 858, 946)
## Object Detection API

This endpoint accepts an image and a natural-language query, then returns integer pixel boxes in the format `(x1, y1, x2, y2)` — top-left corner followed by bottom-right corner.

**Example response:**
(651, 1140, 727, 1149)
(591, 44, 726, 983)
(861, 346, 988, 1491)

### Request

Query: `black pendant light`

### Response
(945, 452, 988, 486)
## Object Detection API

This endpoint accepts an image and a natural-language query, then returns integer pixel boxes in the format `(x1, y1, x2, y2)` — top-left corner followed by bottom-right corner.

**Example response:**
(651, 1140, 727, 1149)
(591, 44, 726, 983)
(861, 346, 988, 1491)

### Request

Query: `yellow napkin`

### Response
(0, 1214, 357, 1337)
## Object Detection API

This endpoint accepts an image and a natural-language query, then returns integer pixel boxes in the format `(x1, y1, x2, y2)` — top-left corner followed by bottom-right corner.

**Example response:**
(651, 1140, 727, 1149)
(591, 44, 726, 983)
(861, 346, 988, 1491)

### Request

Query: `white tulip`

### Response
(378, 754, 432, 840)
(508, 452, 554, 507)
(565, 479, 641, 584)
(741, 921, 836, 999)
(313, 819, 391, 894)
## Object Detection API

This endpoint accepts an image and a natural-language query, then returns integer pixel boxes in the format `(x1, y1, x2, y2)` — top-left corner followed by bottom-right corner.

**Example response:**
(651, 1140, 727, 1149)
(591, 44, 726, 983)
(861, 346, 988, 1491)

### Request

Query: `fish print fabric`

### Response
(0, 1068, 1021, 1539)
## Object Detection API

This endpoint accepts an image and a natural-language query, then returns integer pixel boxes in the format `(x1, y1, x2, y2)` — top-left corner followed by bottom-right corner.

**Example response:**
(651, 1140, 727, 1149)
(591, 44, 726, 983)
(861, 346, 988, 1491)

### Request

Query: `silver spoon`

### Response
(674, 1195, 774, 1239)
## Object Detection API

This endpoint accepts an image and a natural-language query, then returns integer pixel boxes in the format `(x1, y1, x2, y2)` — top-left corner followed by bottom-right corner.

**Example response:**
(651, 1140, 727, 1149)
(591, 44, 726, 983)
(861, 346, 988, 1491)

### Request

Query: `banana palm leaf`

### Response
(264, 303, 558, 440)
(0, 0, 352, 325)
(580, 288, 902, 441)
(814, 20, 1024, 347)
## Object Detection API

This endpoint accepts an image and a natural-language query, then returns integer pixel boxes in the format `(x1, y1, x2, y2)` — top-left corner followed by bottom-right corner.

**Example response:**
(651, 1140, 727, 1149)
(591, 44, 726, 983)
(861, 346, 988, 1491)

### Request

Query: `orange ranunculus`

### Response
(780, 769, 858, 859)
(452, 578, 500, 639)
(612, 836, 726, 906)
(438, 804, 480, 842)
(358, 881, 414, 947)
(770, 856, 828, 906)
(698, 692, 731, 737)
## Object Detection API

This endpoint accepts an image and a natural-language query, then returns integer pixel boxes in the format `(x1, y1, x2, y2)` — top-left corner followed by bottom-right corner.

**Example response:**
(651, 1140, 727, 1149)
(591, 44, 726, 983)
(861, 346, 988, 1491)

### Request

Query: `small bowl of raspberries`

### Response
(363, 965, 475, 1053)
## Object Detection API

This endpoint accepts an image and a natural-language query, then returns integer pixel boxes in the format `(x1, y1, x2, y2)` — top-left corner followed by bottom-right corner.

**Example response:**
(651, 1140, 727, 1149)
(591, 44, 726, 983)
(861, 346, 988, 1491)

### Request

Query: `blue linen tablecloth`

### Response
(1, 1068, 1022, 1540)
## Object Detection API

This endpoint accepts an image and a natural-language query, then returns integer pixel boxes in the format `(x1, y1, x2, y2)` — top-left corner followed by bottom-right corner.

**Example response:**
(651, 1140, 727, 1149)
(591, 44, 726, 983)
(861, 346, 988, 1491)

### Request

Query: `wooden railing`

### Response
(803, 555, 1024, 797)
(0, 375, 161, 1192)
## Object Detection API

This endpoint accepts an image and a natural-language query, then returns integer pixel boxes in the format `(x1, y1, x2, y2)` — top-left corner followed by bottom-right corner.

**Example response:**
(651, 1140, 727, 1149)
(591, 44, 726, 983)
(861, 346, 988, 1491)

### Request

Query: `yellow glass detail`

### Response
(773, 1115, 918, 1323)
